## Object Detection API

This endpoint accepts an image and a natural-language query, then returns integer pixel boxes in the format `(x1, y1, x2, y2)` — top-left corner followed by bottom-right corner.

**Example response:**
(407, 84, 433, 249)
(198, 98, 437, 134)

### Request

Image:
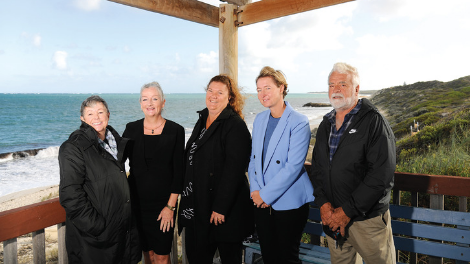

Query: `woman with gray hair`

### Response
(123, 82, 184, 264)
(59, 95, 141, 263)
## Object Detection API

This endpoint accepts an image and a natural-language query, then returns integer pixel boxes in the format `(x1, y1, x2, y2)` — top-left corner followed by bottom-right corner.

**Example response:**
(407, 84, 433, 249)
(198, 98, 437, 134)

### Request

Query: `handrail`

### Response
(0, 197, 65, 242)
(1, 171, 470, 264)
(2, 171, 470, 242)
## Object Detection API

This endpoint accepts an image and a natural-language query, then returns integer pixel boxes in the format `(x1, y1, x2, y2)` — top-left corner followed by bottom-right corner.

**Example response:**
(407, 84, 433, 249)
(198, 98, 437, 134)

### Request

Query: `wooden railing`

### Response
(1, 171, 470, 264)
(391, 172, 470, 264)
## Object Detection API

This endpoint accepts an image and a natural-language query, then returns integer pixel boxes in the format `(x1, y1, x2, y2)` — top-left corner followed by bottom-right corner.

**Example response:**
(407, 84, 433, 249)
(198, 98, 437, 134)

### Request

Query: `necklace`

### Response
(144, 119, 165, 134)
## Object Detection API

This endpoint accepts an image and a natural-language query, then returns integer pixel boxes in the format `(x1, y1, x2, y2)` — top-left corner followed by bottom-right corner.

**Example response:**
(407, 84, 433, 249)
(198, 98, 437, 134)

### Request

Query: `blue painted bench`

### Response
(243, 203, 470, 264)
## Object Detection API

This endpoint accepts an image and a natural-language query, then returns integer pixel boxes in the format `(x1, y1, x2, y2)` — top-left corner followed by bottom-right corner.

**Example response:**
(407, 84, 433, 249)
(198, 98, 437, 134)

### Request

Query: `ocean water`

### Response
(0, 93, 331, 197)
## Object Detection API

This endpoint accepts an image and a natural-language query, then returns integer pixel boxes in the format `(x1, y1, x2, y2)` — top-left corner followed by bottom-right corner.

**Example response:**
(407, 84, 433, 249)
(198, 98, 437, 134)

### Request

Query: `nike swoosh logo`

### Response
(349, 129, 357, 134)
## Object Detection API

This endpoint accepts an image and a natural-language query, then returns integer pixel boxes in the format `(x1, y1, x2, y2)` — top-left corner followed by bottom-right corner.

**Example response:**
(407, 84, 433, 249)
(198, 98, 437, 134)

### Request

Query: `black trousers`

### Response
(254, 203, 309, 264)
(184, 226, 242, 264)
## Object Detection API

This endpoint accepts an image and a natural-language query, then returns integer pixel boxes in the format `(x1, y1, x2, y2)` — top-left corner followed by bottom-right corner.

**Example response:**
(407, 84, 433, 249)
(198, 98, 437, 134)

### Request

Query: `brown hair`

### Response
(256, 66, 289, 98)
(80, 95, 109, 117)
(206, 74, 245, 119)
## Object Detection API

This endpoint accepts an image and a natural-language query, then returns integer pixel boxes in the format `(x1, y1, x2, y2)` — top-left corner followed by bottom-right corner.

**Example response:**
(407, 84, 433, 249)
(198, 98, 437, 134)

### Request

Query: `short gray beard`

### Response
(330, 94, 355, 111)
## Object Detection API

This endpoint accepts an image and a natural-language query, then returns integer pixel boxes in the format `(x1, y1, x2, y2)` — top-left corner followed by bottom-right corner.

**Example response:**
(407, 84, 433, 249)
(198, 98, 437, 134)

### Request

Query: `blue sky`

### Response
(1, 0, 469, 93)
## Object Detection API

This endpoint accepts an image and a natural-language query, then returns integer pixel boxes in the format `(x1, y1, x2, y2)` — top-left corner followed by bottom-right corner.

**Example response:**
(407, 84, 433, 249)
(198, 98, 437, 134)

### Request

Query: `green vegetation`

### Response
(370, 76, 470, 178)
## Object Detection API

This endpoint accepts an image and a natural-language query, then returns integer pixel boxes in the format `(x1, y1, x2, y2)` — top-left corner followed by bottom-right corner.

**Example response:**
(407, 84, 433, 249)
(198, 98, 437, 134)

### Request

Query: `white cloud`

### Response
(20, 32, 41, 47)
(73, 0, 101, 11)
(52, 51, 68, 70)
(33, 34, 41, 47)
(238, 2, 356, 76)
(123, 45, 131, 53)
(0, 50, 4, 55)
(356, 34, 420, 58)
(461, 18, 470, 30)
(359, 0, 468, 22)
(197, 51, 218, 73)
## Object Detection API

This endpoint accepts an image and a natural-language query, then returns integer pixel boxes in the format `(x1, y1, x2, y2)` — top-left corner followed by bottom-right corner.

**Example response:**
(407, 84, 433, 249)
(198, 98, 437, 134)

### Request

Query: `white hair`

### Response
(140, 81, 164, 101)
(328, 62, 360, 89)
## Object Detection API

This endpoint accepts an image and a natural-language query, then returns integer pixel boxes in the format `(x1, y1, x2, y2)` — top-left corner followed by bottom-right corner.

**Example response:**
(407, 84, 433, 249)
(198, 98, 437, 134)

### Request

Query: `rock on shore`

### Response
(303, 102, 331, 107)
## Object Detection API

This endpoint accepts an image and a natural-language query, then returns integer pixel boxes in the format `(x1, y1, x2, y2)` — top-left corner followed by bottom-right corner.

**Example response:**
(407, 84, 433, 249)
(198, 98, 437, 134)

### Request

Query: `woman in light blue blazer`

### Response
(248, 66, 315, 264)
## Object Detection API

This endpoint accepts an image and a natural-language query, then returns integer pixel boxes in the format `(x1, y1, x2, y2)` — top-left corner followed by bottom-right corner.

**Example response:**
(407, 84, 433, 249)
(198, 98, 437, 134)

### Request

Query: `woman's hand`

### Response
(251, 190, 269, 208)
(210, 211, 225, 226)
(157, 207, 174, 233)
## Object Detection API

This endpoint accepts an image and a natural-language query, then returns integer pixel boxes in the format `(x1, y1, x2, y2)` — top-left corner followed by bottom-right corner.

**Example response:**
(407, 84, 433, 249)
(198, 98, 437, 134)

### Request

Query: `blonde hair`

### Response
(256, 66, 288, 98)
(206, 74, 245, 119)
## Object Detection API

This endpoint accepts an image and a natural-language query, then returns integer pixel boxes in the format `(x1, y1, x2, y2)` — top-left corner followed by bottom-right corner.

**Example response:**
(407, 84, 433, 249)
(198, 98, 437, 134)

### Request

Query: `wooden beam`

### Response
(220, 0, 252, 6)
(219, 4, 238, 87)
(108, 0, 220, 27)
(237, 0, 355, 27)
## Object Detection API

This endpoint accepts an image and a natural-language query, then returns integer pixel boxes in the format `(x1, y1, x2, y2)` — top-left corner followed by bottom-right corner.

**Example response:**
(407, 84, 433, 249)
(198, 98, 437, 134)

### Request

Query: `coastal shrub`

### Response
(396, 123, 470, 177)
(396, 118, 470, 162)
(461, 86, 470, 93)
(301, 233, 311, 244)
(393, 112, 440, 138)
(445, 90, 466, 98)
(410, 99, 452, 112)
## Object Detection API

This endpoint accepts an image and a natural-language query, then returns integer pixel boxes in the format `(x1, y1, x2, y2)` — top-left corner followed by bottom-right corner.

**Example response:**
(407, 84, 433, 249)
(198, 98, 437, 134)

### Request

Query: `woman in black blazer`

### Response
(178, 74, 254, 264)
(123, 82, 184, 264)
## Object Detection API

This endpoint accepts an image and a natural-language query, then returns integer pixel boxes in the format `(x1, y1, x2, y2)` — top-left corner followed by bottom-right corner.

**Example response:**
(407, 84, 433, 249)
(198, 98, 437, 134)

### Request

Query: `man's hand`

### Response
(329, 207, 351, 236)
(320, 202, 334, 226)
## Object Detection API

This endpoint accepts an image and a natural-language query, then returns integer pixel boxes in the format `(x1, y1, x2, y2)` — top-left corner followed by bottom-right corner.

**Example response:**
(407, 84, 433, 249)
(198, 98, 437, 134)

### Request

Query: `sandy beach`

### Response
(0, 184, 59, 212)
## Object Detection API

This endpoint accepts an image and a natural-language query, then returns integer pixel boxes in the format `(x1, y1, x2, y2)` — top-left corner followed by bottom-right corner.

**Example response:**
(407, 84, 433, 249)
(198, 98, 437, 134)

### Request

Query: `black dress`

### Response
(123, 119, 184, 255)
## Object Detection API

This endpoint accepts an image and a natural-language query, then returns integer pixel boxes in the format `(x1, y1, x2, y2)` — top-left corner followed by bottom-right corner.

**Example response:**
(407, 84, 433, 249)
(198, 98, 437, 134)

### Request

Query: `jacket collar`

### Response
(186, 106, 235, 151)
(323, 98, 376, 124)
(75, 121, 127, 163)
(197, 105, 235, 122)
(261, 101, 294, 173)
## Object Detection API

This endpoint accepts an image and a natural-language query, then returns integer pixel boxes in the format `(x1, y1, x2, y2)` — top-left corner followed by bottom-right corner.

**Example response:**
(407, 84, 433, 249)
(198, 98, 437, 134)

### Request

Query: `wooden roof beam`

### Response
(237, 0, 355, 27)
(108, 0, 220, 27)
(220, 0, 252, 6)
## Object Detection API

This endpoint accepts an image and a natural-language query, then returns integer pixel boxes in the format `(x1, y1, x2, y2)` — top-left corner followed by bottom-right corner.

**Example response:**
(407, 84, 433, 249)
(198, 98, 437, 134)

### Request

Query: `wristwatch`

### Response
(166, 204, 176, 211)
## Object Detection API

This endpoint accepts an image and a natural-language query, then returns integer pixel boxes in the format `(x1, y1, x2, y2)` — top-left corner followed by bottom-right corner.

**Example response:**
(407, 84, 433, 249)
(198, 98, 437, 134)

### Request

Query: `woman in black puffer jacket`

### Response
(59, 95, 141, 264)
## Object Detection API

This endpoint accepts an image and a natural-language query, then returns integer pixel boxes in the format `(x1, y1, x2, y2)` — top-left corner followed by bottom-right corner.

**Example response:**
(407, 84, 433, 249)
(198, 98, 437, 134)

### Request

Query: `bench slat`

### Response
(392, 220, 470, 244)
(308, 207, 322, 222)
(299, 243, 331, 262)
(390, 204, 470, 226)
(304, 222, 325, 237)
(394, 236, 470, 261)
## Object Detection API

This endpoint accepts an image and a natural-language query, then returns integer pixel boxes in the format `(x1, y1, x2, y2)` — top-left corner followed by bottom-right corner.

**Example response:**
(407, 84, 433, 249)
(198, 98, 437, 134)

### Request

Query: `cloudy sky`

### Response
(1, 0, 469, 93)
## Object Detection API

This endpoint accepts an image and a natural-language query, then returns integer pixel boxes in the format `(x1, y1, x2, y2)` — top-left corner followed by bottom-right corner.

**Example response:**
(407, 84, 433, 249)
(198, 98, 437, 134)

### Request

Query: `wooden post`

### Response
(219, 4, 238, 88)
(3, 238, 18, 264)
(33, 229, 46, 264)
(57, 223, 68, 264)
(429, 194, 444, 264)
